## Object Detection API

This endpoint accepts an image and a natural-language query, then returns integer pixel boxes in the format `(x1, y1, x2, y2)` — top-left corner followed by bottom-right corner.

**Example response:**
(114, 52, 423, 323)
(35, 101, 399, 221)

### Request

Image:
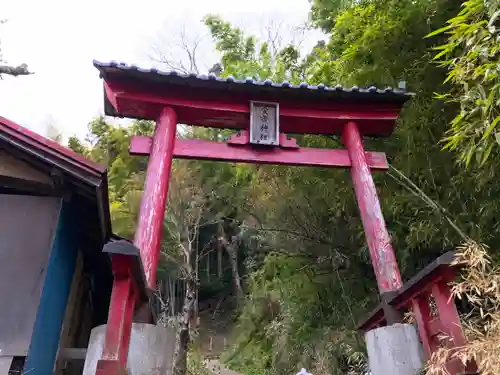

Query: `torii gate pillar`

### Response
(343, 121, 424, 375)
(134, 106, 177, 290)
(343, 121, 402, 295)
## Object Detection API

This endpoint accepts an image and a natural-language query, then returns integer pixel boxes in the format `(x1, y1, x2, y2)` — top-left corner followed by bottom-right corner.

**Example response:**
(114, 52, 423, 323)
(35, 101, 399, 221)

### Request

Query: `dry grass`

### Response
(426, 241, 500, 375)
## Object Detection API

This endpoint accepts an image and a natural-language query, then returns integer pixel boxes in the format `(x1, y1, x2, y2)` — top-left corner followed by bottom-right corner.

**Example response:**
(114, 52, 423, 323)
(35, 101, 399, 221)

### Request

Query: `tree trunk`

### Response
(217, 240, 223, 278)
(173, 241, 197, 375)
(194, 242, 199, 329)
(172, 285, 195, 375)
(221, 236, 244, 301)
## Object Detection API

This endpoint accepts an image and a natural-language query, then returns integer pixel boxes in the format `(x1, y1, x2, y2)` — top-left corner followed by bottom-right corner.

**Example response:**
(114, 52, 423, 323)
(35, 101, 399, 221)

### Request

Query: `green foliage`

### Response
(309, 0, 357, 32)
(429, 0, 500, 167)
(204, 15, 310, 82)
(311, 0, 459, 87)
(68, 117, 154, 238)
(225, 253, 369, 375)
(68, 120, 258, 298)
(187, 350, 213, 375)
(202, 2, 500, 375)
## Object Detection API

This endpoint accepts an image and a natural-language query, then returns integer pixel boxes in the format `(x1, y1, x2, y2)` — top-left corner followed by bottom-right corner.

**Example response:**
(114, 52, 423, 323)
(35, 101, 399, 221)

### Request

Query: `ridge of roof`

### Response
(93, 60, 414, 100)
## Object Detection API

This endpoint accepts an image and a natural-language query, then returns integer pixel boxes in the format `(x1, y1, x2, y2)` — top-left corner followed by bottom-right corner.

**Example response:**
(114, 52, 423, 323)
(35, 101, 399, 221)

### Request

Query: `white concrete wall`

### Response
(83, 323, 176, 375)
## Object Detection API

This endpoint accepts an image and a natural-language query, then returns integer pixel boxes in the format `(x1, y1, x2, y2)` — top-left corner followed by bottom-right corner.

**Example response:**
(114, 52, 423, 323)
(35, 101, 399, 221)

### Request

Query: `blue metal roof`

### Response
(93, 60, 413, 103)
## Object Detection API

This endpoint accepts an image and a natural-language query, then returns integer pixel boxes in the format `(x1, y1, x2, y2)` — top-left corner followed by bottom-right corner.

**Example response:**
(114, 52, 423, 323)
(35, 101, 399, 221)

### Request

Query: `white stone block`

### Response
(83, 323, 176, 375)
(365, 323, 424, 375)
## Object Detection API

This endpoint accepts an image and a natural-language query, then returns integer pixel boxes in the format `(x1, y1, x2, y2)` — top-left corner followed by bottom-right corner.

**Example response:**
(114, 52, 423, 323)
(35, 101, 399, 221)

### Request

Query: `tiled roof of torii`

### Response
(94, 60, 414, 104)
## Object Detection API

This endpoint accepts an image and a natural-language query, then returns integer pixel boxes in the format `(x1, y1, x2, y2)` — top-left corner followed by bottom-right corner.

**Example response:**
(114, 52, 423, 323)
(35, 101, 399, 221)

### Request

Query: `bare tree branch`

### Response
(149, 24, 204, 74)
(0, 63, 32, 77)
(179, 27, 201, 74)
(257, 17, 307, 58)
(262, 19, 284, 57)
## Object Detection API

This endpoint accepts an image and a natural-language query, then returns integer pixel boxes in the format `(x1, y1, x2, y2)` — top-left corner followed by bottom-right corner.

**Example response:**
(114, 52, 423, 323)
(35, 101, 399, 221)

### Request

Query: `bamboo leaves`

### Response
(429, 0, 500, 167)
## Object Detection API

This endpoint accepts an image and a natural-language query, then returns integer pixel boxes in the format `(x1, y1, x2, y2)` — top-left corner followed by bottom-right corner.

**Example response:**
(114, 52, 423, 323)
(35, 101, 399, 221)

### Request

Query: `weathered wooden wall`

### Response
(54, 251, 85, 375)
(0, 194, 61, 371)
(54, 250, 97, 375)
(0, 150, 52, 184)
(23, 200, 79, 375)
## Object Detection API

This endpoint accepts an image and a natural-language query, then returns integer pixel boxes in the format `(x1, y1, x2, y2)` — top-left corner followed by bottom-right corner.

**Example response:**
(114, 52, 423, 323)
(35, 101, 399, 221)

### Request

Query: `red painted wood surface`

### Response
(411, 296, 434, 356)
(358, 252, 459, 331)
(133, 107, 177, 289)
(342, 121, 403, 293)
(226, 130, 251, 145)
(432, 282, 467, 347)
(413, 282, 477, 374)
(279, 133, 299, 149)
(104, 80, 403, 137)
(130, 136, 389, 170)
(362, 271, 476, 375)
(96, 255, 137, 375)
(432, 282, 477, 374)
(226, 130, 300, 149)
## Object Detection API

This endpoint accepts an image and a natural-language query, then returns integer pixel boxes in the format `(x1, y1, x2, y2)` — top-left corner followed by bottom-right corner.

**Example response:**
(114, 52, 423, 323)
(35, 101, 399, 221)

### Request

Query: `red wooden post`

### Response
(432, 281, 467, 347)
(411, 295, 434, 357)
(134, 106, 177, 289)
(342, 121, 403, 294)
(96, 255, 137, 375)
(432, 281, 478, 374)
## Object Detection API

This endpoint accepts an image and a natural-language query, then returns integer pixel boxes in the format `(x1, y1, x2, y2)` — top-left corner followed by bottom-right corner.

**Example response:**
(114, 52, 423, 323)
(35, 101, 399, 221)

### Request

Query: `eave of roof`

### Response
(0, 116, 112, 242)
(93, 60, 414, 105)
(0, 116, 105, 176)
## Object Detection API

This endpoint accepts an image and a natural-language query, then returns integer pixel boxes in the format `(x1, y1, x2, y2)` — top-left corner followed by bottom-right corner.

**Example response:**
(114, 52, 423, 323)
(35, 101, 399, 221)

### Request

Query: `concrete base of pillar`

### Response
(82, 323, 176, 375)
(365, 323, 424, 375)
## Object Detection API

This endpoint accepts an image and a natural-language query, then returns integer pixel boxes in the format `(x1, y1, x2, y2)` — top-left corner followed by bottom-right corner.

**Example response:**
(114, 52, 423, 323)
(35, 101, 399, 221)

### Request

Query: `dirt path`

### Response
(203, 359, 242, 375)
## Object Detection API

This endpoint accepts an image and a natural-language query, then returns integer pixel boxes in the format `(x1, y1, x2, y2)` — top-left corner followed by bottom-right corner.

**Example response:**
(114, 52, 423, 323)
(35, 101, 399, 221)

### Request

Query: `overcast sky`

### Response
(0, 0, 325, 141)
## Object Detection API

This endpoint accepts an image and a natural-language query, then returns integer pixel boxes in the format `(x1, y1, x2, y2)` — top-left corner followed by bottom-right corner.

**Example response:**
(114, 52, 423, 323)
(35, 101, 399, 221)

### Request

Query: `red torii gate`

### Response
(92, 61, 468, 375)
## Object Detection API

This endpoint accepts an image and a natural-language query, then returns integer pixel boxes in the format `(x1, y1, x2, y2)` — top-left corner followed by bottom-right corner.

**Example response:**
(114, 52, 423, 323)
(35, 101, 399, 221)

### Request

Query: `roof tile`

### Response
(94, 60, 414, 102)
